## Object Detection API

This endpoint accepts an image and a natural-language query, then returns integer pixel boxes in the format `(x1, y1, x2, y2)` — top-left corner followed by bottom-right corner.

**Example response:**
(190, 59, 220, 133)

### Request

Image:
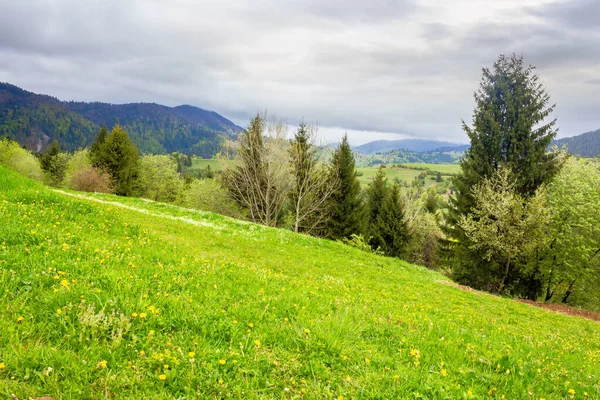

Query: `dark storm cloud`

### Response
(0, 0, 598, 144)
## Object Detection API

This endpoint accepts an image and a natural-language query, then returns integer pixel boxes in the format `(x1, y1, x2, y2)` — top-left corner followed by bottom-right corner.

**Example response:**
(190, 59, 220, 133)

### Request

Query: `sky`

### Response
(0, 0, 598, 146)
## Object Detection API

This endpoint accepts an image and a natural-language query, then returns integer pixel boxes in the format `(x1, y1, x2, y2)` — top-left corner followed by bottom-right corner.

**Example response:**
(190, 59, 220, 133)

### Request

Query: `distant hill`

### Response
(354, 148, 465, 167)
(0, 83, 243, 157)
(353, 139, 467, 154)
(553, 129, 600, 157)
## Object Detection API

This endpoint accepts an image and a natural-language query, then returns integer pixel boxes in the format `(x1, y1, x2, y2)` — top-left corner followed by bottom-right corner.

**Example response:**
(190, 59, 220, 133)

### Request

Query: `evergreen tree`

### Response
(446, 54, 562, 297)
(366, 166, 388, 250)
(89, 124, 108, 162)
(40, 140, 60, 172)
(326, 134, 363, 240)
(379, 182, 410, 257)
(93, 124, 140, 196)
(40, 139, 69, 186)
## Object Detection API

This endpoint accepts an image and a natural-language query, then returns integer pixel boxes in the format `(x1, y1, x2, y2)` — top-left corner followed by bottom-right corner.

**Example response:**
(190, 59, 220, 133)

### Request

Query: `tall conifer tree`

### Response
(326, 134, 363, 240)
(366, 166, 388, 250)
(446, 54, 562, 296)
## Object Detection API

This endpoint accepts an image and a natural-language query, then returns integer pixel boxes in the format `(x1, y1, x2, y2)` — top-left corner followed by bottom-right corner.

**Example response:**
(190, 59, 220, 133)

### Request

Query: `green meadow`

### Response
(356, 164, 458, 187)
(1, 165, 599, 399)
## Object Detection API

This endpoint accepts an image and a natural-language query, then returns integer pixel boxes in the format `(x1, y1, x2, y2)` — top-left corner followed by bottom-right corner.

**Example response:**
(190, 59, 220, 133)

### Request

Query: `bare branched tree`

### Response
(222, 112, 292, 227)
(288, 122, 338, 234)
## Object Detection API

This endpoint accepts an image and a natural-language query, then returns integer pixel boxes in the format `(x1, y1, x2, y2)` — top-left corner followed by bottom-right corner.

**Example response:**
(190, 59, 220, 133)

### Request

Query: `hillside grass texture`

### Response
(0, 165, 599, 399)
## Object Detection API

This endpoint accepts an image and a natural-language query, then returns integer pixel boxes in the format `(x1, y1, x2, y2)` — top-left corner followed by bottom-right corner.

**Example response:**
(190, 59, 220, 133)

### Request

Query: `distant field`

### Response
(357, 163, 458, 187)
(189, 158, 230, 172)
(2, 165, 599, 399)
(401, 163, 461, 174)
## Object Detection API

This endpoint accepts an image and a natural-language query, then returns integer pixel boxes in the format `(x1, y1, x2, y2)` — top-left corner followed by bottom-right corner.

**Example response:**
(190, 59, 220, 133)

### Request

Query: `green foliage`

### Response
(40, 140, 69, 187)
(377, 182, 410, 258)
(447, 54, 562, 297)
(326, 134, 364, 239)
(63, 149, 114, 194)
(0, 138, 43, 181)
(0, 83, 240, 157)
(92, 125, 140, 196)
(458, 168, 549, 294)
(339, 234, 383, 255)
(537, 159, 600, 309)
(138, 155, 184, 202)
(365, 166, 389, 250)
(178, 179, 245, 219)
(222, 113, 291, 227)
(1, 166, 599, 398)
(288, 122, 335, 234)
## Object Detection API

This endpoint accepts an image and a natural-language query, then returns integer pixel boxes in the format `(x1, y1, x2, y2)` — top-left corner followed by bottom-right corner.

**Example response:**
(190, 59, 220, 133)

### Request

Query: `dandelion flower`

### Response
(56, 309, 62, 315)
(0, 362, 5, 369)
(188, 352, 195, 358)
(159, 374, 167, 381)
(219, 359, 226, 365)
(568, 389, 576, 396)
(441, 369, 447, 377)
(16, 316, 24, 323)
(139, 312, 147, 318)
(254, 340, 261, 347)
(97, 360, 107, 369)
(304, 329, 310, 334)
(248, 323, 254, 328)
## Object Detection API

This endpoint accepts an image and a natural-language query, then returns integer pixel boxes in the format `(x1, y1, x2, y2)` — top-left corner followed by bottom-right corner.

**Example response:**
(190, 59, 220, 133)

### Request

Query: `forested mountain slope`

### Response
(0, 83, 243, 156)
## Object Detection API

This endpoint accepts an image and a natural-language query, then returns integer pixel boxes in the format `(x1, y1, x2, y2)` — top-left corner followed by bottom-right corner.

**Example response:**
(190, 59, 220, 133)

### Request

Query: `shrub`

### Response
(0, 138, 44, 181)
(178, 179, 244, 219)
(63, 149, 114, 193)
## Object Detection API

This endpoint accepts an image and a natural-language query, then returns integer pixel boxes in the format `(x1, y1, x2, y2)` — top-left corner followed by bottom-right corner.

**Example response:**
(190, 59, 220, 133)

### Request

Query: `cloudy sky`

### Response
(0, 0, 598, 145)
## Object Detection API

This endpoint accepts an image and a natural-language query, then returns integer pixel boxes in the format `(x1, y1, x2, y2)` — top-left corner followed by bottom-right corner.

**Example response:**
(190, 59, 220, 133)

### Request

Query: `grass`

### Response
(1, 165, 599, 399)
(356, 164, 457, 188)
(189, 158, 229, 172)
(400, 163, 461, 174)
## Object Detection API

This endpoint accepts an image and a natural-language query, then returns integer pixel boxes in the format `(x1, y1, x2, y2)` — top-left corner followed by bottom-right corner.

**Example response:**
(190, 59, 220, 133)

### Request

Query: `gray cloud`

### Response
(0, 0, 598, 145)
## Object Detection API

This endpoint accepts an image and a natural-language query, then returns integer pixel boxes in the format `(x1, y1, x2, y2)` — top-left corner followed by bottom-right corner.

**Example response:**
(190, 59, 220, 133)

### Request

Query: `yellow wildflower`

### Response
(56, 309, 62, 315)
(441, 369, 447, 377)
(219, 359, 226, 365)
(97, 360, 107, 369)
(0, 362, 5, 369)
(159, 374, 167, 381)
(188, 352, 195, 358)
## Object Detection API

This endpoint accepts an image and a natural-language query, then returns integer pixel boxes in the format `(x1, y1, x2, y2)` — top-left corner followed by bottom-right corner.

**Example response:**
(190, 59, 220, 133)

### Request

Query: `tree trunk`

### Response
(498, 254, 511, 293)
(544, 270, 554, 301)
(561, 280, 576, 304)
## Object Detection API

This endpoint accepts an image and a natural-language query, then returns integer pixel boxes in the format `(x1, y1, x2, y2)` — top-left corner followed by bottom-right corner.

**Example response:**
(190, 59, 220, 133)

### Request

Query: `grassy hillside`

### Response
(1, 166, 599, 399)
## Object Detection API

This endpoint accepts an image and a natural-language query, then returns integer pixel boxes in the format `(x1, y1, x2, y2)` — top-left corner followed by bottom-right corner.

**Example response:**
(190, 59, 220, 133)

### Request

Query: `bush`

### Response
(0, 139, 44, 181)
(43, 152, 70, 187)
(178, 179, 245, 218)
(63, 150, 114, 193)
(340, 234, 384, 255)
(138, 155, 183, 202)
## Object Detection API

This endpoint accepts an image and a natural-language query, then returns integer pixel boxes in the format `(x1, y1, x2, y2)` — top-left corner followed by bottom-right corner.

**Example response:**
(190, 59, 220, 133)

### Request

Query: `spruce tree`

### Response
(366, 166, 388, 250)
(379, 182, 410, 257)
(446, 54, 562, 296)
(40, 140, 60, 172)
(89, 124, 108, 163)
(326, 134, 363, 240)
(93, 124, 140, 196)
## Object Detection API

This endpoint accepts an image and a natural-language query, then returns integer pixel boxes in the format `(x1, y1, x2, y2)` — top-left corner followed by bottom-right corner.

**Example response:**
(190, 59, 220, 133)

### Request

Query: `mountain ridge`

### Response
(0, 82, 243, 156)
